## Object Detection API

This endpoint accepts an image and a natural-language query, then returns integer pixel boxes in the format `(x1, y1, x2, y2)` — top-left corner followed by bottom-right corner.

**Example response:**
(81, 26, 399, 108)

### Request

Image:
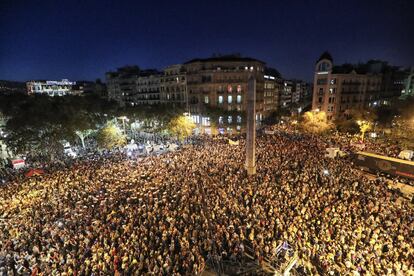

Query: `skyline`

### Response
(1, 0, 413, 82)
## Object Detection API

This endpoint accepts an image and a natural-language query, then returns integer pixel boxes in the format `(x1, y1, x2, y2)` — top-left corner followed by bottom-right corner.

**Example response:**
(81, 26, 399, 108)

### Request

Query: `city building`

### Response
(290, 80, 312, 104)
(106, 66, 140, 105)
(400, 68, 414, 99)
(160, 64, 187, 107)
(263, 68, 282, 114)
(133, 70, 161, 105)
(72, 80, 107, 98)
(106, 66, 161, 106)
(280, 80, 293, 108)
(26, 79, 76, 96)
(312, 52, 384, 120)
(183, 55, 268, 134)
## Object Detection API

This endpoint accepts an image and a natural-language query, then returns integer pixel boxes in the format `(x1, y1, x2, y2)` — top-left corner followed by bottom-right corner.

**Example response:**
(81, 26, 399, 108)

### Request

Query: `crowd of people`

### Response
(0, 130, 413, 275)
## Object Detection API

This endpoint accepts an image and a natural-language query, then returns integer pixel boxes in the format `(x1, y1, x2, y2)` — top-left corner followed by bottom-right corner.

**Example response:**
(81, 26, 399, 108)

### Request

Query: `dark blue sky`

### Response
(1, 0, 413, 82)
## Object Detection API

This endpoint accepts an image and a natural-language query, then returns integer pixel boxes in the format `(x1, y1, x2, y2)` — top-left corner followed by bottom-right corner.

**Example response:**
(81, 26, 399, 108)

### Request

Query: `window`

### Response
(317, 78, 327, 85)
(201, 117, 210, 126)
(218, 96, 223, 104)
(227, 85, 233, 93)
(318, 97, 323, 103)
(228, 116, 233, 124)
(219, 116, 223, 125)
(237, 95, 242, 103)
(237, 85, 241, 92)
(330, 78, 336, 85)
(319, 88, 324, 95)
(318, 62, 330, 72)
(204, 96, 209, 104)
(237, 115, 242, 123)
(228, 95, 233, 104)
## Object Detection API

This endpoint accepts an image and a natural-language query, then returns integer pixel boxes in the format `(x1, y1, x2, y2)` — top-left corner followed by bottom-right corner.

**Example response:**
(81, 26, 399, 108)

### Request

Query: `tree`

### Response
(75, 129, 96, 149)
(302, 111, 332, 134)
(96, 123, 126, 150)
(167, 115, 196, 141)
(335, 109, 377, 134)
(356, 120, 372, 141)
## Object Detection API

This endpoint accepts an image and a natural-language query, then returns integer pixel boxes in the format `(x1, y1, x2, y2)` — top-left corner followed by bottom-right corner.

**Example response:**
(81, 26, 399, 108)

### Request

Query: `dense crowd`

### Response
(0, 131, 413, 275)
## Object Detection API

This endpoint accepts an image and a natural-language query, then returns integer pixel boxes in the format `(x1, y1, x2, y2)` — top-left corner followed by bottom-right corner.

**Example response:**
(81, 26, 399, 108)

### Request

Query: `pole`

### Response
(245, 75, 256, 175)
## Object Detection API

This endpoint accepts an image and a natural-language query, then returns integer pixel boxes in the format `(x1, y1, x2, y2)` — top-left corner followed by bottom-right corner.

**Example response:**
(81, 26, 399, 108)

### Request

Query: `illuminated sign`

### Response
(46, 79, 75, 85)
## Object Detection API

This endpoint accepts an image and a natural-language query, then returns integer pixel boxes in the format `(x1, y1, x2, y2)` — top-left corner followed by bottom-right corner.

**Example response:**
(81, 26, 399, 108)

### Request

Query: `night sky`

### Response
(1, 0, 413, 82)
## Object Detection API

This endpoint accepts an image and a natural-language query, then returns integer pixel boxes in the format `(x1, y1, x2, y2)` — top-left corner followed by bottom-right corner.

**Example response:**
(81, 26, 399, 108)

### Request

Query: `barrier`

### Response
(354, 151, 414, 180)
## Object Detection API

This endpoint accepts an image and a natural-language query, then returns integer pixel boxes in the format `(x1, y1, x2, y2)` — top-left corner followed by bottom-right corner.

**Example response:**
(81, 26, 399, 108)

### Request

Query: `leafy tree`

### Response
(302, 111, 333, 134)
(96, 123, 126, 150)
(335, 109, 377, 134)
(0, 94, 120, 158)
(375, 106, 398, 128)
(356, 120, 372, 141)
(263, 108, 291, 125)
(75, 129, 96, 149)
(167, 115, 196, 141)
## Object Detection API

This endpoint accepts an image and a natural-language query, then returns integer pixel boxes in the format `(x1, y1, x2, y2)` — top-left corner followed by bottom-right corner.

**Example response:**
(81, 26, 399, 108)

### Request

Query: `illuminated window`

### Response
(204, 96, 209, 104)
(218, 96, 223, 104)
(228, 95, 233, 104)
(228, 116, 232, 124)
(237, 95, 242, 103)
(236, 125, 241, 130)
(202, 117, 210, 126)
(227, 85, 232, 93)
(330, 78, 336, 85)
(237, 115, 242, 123)
(219, 116, 223, 125)
(237, 85, 241, 92)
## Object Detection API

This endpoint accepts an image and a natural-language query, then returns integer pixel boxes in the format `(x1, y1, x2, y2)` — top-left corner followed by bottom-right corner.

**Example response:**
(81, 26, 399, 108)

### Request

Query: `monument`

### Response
(245, 75, 256, 175)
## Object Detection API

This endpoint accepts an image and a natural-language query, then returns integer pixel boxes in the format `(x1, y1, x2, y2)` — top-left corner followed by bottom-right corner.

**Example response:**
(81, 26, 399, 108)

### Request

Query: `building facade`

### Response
(401, 68, 414, 99)
(106, 66, 161, 106)
(263, 73, 282, 114)
(312, 52, 383, 120)
(160, 64, 187, 107)
(280, 80, 293, 108)
(26, 79, 76, 96)
(183, 56, 269, 134)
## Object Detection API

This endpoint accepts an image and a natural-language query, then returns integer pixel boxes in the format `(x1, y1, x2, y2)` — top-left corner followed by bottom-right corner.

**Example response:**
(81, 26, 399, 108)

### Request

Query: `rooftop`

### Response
(184, 55, 265, 64)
